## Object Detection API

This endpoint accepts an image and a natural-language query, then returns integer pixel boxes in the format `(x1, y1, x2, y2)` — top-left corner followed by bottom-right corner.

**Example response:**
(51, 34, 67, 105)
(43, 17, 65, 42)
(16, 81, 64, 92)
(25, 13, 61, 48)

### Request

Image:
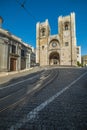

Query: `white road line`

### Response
(10, 71, 87, 130)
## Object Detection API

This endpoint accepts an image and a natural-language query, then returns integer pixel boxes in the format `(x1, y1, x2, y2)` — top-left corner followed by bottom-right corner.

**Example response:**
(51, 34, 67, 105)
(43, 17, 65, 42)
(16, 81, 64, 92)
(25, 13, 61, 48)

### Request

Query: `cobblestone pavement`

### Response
(0, 67, 46, 85)
(0, 67, 87, 130)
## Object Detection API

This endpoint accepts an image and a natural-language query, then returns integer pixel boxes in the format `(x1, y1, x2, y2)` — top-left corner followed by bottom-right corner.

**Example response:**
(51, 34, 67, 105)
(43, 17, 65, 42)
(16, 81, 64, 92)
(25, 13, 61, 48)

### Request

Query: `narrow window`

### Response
(41, 28, 46, 36)
(21, 49, 25, 57)
(12, 45, 16, 53)
(77, 48, 79, 54)
(65, 24, 68, 30)
(65, 42, 68, 46)
(42, 46, 44, 50)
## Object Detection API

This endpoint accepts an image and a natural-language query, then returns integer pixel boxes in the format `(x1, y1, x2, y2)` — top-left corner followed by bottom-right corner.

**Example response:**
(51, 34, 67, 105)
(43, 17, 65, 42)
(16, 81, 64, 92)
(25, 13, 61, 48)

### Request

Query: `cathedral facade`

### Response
(36, 12, 77, 66)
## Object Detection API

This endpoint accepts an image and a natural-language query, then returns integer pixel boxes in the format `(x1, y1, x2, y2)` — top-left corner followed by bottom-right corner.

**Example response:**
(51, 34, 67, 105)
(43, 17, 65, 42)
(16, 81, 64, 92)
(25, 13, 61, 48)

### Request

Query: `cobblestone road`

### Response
(0, 67, 87, 130)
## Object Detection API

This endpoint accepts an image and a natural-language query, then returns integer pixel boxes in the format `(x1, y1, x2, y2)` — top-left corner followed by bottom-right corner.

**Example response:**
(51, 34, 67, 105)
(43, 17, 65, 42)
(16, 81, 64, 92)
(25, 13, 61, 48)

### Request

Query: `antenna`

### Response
(0, 16, 3, 28)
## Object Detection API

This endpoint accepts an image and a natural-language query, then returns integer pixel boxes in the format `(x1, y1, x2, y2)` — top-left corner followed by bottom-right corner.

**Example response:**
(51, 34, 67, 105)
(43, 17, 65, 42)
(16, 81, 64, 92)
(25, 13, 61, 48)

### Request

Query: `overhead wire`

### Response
(15, 0, 36, 46)
(16, 0, 37, 22)
(0, 0, 36, 47)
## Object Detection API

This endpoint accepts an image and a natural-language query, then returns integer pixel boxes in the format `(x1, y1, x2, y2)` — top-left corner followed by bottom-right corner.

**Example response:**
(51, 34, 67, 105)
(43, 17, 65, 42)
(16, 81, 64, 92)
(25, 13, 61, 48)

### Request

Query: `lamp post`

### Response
(0, 16, 3, 28)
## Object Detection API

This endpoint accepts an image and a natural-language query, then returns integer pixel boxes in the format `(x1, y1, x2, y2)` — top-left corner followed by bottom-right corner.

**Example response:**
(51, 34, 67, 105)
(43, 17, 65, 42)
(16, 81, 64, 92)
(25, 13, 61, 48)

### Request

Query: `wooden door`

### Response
(10, 58, 16, 71)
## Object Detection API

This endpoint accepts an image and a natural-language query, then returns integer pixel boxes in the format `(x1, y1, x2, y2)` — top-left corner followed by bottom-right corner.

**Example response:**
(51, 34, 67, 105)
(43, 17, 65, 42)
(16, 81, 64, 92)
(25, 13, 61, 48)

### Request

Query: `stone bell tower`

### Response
(36, 19, 50, 66)
(58, 12, 77, 66)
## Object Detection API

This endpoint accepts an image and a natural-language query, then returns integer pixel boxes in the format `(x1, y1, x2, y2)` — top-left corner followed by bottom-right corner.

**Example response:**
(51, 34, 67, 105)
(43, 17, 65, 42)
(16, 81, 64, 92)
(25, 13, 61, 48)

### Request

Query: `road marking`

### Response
(10, 71, 87, 130)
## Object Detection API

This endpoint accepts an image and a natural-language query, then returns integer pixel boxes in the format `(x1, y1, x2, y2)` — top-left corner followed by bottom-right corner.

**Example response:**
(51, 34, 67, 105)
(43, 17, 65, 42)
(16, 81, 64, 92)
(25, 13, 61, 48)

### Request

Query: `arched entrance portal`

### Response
(49, 52, 60, 65)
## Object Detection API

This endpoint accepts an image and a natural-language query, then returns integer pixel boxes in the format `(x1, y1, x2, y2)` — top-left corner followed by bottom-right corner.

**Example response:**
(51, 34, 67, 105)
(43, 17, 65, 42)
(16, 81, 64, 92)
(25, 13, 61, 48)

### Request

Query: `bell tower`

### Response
(58, 12, 77, 66)
(36, 19, 50, 66)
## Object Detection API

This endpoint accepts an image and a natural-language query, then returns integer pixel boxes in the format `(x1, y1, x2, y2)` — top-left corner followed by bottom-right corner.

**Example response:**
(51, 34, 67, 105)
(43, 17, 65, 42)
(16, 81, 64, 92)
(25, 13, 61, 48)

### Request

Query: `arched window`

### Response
(41, 28, 46, 36)
(65, 24, 68, 30)
(64, 22, 69, 30)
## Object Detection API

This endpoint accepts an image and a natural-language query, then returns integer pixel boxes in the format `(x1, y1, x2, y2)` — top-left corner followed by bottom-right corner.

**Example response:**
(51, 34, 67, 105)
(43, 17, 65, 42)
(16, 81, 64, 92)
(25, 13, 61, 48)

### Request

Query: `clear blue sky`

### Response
(0, 0, 87, 55)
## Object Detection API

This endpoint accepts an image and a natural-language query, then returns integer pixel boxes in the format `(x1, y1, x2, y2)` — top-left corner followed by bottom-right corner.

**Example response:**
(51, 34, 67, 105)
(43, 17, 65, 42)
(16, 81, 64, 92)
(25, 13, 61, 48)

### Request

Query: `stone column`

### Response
(0, 41, 8, 72)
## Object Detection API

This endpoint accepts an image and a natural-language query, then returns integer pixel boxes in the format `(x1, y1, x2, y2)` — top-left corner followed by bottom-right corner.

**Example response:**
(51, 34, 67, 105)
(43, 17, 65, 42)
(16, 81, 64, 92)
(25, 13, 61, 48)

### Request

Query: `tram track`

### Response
(0, 70, 46, 99)
(0, 68, 59, 113)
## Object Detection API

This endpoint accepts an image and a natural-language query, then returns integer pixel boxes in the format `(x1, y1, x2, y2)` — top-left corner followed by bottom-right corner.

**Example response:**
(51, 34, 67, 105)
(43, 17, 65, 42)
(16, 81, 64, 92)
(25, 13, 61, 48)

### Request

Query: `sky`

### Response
(0, 0, 87, 55)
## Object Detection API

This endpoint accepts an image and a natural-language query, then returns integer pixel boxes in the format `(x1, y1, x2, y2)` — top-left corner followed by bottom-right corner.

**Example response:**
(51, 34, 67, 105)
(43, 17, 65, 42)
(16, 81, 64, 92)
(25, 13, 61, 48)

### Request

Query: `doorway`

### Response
(49, 52, 60, 65)
(10, 58, 16, 71)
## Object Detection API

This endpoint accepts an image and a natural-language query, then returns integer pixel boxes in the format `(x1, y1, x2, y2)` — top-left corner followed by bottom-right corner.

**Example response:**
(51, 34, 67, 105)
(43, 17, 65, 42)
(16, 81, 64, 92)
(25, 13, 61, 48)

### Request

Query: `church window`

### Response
(52, 42, 57, 47)
(65, 24, 68, 30)
(65, 42, 69, 46)
(64, 22, 69, 30)
(41, 28, 46, 36)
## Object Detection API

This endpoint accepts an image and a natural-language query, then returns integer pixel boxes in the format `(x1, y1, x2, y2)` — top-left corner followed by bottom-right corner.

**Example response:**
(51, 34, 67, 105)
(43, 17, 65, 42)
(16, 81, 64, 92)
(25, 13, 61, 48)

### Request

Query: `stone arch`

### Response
(49, 39, 60, 46)
(49, 52, 60, 65)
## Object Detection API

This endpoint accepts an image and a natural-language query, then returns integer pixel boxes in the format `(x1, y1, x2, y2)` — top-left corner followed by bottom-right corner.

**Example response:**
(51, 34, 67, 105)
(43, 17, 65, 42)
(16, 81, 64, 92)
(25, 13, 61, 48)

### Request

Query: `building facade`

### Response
(30, 47, 36, 67)
(77, 46, 81, 64)
(36, 12, 79, 66)
(0, 28, 35, 72)
(82, 55, 87, 66)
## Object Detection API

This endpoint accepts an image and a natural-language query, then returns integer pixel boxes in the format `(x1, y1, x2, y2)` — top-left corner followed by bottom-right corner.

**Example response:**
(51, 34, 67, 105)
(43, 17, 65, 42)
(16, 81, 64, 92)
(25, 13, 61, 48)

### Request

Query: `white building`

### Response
(0, 28, 35, 72)
(77, 46, 81, 64)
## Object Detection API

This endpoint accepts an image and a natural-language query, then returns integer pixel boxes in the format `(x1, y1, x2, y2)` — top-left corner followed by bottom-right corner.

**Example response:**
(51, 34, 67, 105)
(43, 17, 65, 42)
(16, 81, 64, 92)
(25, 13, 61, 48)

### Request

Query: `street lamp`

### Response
(0, 16, 3, 28)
